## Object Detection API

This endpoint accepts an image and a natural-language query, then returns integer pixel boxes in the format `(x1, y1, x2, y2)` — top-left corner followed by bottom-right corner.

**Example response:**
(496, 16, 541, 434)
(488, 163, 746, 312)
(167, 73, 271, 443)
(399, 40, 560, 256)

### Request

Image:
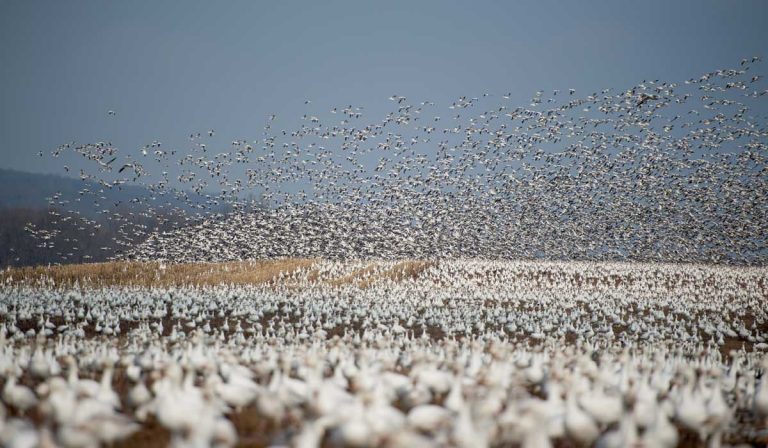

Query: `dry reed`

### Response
(0, 259, 316, 288)
(322, 260, 435, 288)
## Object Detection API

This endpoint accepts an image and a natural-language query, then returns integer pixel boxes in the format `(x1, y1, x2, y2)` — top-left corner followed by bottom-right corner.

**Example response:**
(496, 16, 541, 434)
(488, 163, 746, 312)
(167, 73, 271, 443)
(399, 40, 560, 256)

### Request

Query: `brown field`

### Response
(319, 260, 435, 288)
(0, 259, 437, 289)
(0, 259, 316, 288)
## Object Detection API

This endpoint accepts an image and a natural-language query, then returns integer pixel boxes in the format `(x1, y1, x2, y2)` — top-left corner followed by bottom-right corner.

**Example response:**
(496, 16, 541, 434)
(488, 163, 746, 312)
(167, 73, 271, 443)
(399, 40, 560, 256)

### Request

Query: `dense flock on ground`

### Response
(1, 260, 767, 447)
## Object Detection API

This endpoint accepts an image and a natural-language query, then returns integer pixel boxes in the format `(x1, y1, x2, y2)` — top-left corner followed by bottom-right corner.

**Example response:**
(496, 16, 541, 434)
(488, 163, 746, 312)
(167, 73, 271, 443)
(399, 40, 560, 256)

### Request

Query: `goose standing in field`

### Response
(754, 357, 768, 422)
(564, 391, 599, 447)
(2, 376, 37, 413)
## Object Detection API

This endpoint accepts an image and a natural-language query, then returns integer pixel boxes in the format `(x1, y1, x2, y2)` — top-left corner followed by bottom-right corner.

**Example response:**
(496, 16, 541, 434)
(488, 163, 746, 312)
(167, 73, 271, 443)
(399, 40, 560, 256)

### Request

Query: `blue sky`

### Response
(1, 0, 766, 176)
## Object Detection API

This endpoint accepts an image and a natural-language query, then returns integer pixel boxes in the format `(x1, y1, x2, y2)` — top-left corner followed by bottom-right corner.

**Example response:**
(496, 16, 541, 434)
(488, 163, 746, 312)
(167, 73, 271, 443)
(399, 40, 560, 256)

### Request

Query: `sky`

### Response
(1, 0, 767, 177)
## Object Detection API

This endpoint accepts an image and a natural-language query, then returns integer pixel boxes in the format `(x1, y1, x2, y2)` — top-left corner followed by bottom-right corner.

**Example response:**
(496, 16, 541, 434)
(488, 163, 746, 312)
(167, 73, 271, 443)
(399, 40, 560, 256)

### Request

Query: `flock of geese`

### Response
(20, 58, 766, 265)
(0, 260, 767, 447)
(4, 58, 766, 446)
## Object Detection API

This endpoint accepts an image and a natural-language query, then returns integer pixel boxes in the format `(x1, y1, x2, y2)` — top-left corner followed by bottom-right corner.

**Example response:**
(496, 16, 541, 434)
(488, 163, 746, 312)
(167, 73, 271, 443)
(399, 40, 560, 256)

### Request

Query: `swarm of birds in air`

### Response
(22, 57, 767, 265)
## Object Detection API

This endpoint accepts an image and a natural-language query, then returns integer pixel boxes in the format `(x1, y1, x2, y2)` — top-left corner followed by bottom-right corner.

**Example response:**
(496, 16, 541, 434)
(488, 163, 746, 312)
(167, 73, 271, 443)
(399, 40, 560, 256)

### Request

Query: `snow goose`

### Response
(564, 391, 599, 447)
(407, 404, 451, 433)
(755, 357, 768, 421)
(2, 376, 38, 412)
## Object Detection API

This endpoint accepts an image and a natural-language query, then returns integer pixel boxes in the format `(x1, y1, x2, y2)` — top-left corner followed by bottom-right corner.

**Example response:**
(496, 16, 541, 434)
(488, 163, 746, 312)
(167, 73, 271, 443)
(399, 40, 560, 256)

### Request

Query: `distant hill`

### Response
(0, 168, 83, 208)
(0, 169, 267, 267)
(0, 168, 190, 217)
(0, 169, 229, 267)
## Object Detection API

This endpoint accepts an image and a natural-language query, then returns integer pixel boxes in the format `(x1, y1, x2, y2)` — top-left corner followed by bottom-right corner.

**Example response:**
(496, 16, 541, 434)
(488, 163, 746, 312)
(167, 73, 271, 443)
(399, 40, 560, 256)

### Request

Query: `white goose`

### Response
(754, 358, 768, 421)
(564, 391, 599, 447)
(2, 376, 38, 412)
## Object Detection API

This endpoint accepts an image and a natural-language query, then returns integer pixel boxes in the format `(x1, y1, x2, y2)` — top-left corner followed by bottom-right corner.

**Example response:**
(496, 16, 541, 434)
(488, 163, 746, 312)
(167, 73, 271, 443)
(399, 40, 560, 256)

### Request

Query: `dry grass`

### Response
(320, 260, 436, 288)
(324, 263, 380, 287)
(359, 260, 435, 288)
(0, 259, 316, 288)
(0, 259, 436, 289)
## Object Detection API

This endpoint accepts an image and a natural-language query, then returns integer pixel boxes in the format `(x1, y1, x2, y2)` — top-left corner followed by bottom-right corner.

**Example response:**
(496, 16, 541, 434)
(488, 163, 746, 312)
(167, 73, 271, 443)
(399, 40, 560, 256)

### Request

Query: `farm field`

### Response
(2, 2, 768, 447)
(1, 259, 767, 447)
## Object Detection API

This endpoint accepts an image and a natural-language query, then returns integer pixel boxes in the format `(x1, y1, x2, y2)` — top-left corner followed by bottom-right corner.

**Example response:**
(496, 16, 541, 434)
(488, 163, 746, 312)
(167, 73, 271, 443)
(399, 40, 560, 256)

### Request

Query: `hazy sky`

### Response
(1, 0, 767, 176)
